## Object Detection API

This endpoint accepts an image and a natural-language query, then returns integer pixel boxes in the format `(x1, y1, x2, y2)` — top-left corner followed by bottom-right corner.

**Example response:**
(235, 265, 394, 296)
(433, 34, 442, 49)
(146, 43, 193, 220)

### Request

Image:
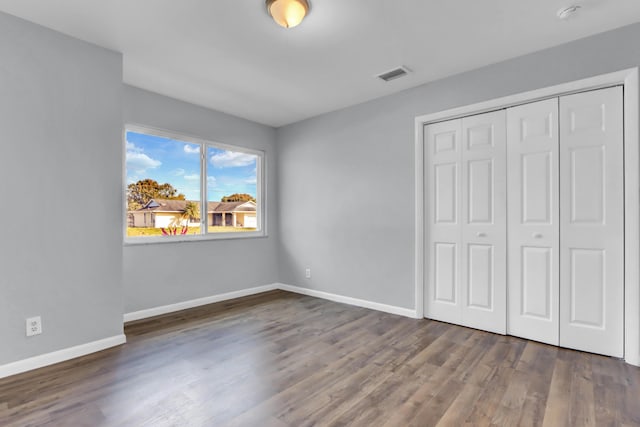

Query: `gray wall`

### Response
(0, 10, 280, 367)
(276, 23, 640, 310)
(123, 86, 279, 313)
(2, 8, 639, 368)
(0, 13, 123, 365)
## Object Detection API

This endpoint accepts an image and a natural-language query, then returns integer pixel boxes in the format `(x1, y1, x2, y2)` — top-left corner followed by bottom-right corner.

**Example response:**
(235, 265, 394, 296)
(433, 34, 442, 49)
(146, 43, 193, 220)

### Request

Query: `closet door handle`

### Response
(476, 232, 487, 237)
(532, 233, 543, 238)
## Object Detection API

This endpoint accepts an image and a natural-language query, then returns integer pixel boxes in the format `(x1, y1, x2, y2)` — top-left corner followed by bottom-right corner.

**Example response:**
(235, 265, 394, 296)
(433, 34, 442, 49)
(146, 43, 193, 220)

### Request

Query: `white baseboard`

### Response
(123, 284, 278, 323)
(0, 334, 126, 380)
(124, 283, 419, 323)
(276, 283, 420, 319)
(1, 284, 417, 380)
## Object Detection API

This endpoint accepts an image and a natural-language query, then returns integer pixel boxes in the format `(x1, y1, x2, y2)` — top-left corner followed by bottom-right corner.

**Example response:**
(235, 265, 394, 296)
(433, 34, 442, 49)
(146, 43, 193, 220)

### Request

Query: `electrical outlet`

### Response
(305, 268, 311, 279)
(26, 316, 42, 337)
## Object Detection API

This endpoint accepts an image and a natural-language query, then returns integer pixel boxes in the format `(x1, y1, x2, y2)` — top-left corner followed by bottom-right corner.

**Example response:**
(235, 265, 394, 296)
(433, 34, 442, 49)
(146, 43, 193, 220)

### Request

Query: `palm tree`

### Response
(181, 201, 200, 225)
(167, 201, 200, 233)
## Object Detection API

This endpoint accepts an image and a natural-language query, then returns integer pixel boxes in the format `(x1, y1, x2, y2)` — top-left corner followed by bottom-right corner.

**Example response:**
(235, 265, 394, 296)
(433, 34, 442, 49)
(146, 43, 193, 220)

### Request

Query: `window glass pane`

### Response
(125, 130, 201, 238)
(206, 147, 258, 233)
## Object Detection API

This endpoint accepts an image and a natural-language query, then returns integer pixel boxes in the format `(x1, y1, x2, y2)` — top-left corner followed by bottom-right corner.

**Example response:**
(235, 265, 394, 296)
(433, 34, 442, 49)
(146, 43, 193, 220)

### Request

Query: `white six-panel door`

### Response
(425, 119, 463, 325)
(460, 111, 507, 334)
(507, 98, 560, 345)
(425, 111, 506, 334)
(559, 87, 624, 357)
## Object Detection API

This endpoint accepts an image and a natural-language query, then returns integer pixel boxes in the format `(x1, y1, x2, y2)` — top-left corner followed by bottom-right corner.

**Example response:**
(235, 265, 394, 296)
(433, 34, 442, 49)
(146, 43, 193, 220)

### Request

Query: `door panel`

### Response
(559, 86, 624, 358)
(434, 130, 457, 153)
(467, 244, 493, 309)
(521, 246, 552, 319)
(507, 98, 560, 345)
(435, 163, 458, 223)
(468, 159, 493, 223)
(467, 124, 494, 150)
(425, 119, 463, 324)
(569, 146, 605, 224)
(569, 249, 605, 327)
(522, 152, 552, 224)
(460, 111, 506, 334)
(434, 243, 457, 303)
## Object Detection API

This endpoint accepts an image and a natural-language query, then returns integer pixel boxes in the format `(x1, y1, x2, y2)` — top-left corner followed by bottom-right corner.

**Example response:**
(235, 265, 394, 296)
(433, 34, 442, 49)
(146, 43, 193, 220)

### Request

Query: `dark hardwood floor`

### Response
(1, 290, 639, 426)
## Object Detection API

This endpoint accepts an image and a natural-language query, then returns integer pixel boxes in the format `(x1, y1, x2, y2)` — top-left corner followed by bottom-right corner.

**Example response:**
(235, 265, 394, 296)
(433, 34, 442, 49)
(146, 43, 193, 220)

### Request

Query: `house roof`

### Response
(132, 199, 256, 214)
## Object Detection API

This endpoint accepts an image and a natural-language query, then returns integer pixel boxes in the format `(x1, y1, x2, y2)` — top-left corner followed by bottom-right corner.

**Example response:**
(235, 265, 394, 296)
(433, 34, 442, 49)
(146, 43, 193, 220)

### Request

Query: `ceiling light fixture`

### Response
(556, 5, 581, 20)
(266, 0, 310, 29)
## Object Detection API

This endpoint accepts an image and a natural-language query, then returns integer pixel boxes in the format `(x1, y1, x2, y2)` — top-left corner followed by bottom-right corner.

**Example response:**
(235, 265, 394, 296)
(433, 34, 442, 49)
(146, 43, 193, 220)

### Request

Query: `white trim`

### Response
(276, 283, 420, 319)
(123, 231, 268, 246)
(125, 283, 419, 322)
(623, 70, 640, 367)
(415, 118, 425, 319)
(415, 69, 635, 125)
(2, 283, 418, 380)
(123, 284, 278, 322)
(415, 67, 640, 366)
(0, 334, 126, 380)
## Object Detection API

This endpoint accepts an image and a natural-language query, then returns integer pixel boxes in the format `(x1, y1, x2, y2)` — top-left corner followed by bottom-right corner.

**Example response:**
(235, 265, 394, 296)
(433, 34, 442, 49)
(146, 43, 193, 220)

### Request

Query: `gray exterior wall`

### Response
(123, 86, 279, 314)
(276, 23, 640, 310)
(0, 12, 124, 365)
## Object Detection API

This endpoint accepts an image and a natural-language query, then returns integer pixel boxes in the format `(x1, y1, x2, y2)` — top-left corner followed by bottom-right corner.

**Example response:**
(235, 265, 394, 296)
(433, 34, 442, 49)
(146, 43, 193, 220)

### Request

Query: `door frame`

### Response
(414, 68, 640, 366)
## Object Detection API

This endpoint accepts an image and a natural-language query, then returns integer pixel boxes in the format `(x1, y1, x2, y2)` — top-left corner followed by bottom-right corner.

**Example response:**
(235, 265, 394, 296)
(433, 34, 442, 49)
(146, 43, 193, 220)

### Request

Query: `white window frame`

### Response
(123, 124, 266, 245)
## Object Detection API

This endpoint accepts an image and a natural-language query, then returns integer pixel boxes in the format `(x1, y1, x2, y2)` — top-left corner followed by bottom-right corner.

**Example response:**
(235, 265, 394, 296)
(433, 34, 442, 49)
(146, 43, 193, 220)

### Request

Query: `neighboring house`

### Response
(128, 198, 257, 228)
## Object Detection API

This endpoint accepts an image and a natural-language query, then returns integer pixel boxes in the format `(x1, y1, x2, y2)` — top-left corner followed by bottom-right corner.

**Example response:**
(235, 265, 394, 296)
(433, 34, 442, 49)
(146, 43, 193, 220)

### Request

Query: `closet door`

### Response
(425, 119, 463, 324)
(507, 98, 560, 345)
(460, 111, 507, 334)
(559, 86, 624, 357)
(425, 110, 506, 334)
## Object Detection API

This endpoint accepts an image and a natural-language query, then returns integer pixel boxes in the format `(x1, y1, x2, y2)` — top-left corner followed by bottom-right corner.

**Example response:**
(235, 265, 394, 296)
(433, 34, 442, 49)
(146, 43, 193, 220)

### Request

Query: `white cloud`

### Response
(125, 140, 161, 174)
(126, 141, 143, 153)
(207, 176, 217, 186)
(245, 176, 257, 184)
(184, 174, 200, 181)
(210, 151, 256, 168)
(171, 168, 185, 176)
(184, 144, 200, 154)
(126, 152, 161, 174)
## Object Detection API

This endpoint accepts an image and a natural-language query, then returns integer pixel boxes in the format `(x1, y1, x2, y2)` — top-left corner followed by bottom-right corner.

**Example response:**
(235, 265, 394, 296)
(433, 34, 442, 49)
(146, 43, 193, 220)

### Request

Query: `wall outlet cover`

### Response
(26, 316, 42, 337)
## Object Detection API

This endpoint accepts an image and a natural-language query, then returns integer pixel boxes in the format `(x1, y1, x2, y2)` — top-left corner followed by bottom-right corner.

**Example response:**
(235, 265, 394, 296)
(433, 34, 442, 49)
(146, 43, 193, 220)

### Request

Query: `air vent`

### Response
(377, 66, 410, 82)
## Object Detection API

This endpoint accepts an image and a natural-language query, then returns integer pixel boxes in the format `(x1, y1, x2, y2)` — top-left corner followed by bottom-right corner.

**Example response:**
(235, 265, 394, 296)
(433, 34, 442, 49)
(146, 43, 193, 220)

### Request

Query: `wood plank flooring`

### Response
(1, 290, 639, 426)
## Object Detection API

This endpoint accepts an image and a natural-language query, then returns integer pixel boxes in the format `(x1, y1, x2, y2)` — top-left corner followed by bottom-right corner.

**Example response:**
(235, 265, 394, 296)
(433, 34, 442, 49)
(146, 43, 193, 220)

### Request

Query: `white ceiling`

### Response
(1, 1, 639, 127)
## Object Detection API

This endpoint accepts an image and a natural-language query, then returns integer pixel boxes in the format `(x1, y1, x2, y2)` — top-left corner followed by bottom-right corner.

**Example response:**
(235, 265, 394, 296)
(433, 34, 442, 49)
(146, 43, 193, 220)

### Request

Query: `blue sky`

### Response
(126, 131, 257, 201)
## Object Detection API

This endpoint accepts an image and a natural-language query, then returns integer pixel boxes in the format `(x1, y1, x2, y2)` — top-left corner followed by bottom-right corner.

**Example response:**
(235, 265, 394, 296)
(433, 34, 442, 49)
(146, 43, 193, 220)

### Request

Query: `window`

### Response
(125, 125, 264, 242)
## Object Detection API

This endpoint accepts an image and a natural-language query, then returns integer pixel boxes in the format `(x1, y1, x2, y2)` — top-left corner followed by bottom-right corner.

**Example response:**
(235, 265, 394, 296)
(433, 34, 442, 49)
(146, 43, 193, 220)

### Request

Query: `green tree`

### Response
(221, 193, 256, 203)
(127, 179, 185, 210)
(181, 201, 200, 222)
(168, 200, 200, 228)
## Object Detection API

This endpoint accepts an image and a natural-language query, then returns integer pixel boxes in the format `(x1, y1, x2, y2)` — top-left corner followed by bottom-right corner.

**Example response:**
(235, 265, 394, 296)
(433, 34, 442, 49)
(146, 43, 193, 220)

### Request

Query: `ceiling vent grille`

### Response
(377, 66, 410, 82)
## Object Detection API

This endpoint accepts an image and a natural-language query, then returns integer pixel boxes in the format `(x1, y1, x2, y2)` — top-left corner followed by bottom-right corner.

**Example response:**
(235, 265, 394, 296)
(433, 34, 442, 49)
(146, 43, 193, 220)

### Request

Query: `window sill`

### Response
(124, 231, 267, 246)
